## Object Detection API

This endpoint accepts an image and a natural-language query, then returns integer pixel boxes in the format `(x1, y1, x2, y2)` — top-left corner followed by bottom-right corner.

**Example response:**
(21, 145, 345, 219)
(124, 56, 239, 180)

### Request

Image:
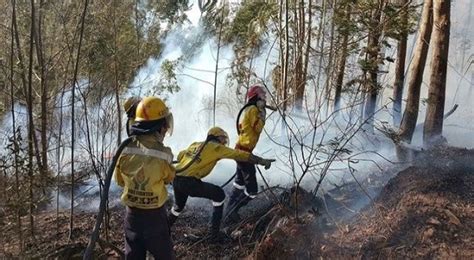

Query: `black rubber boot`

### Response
(168, 213, 178, 227)
(226, 188, 243, 215)
(225, 194, 251, 225)
(229, 187, 245, 204)
(208, 206, 229, 243)
(209, 205, 224, 233)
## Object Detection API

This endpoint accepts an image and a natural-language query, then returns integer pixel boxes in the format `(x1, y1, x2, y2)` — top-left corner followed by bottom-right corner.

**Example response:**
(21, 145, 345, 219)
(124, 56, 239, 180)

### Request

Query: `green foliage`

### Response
(202, 1, 277, 88)
(82, 0, 163, 103)
(383, 2, 421, 41)
(150, 0, 191, 24)
(158, 59, 181, 94)
(0, 127, 33, 215)
(223, 1, 275, 46)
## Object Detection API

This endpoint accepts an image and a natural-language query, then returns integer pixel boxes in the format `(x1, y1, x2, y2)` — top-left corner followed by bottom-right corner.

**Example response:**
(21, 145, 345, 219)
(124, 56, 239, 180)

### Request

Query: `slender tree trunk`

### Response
(423, 0, 450, 146)
(12, 0, 44, 176)
(315, 0, 328, 108)
(280, 0, 290, 132)
(302, 0, 312, 97)
(135, 0, 140, 59)
(399, 0, 433, 142)
(112, 0, 122, 146)
(392, 0, 408, 126)
(27, 0, 37, 238)
(333, 1, 351, 112)
(324, 0, 337, 115)
(10, 0, 23, 251)
(56, 84, 66, 236)
(314, 0, 327, 108)
(294, 0, 305, 110)
(12, 1, 28, 94)
(363, 0, 384, 132)
(69, 0, 89, 240)
(35, 0, 48, 177)
(212, 3, 225, 126)
(277, 0, 284, 105)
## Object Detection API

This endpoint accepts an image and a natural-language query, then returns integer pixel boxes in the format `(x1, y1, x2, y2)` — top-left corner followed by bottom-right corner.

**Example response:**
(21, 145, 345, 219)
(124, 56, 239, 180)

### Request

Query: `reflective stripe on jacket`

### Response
(114, 135, 175, 209)
(236, 105, 265, 151)
(176, 141, 250, 179)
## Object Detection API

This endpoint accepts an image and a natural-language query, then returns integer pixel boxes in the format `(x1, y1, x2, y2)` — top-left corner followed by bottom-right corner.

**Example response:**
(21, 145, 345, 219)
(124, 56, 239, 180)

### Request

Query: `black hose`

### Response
(83, 136, 134, 260)
(125, 118, 131, 137)
(225, 103, 258, 187)
(220, 173, 236, 188)
(236, 103, 254, 135)
(174, 140, 209, 174)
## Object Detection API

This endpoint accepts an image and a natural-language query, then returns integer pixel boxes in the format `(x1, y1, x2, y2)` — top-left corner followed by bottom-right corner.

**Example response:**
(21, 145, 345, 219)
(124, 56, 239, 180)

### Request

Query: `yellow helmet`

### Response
(207, 127, 229, 146)
(135, 96, 174, 135)
(136, 96, 169, 121)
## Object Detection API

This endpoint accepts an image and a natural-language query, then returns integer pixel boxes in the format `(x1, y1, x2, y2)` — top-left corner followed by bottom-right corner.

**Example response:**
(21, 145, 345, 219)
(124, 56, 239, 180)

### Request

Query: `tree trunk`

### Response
(423, 0, 450, 146)
(294, 0, 305, 110)
(37, 0, 49, 179)
(11, 0, 23, 251)
(333, 1, 351, 112)
(315, 0, 327, 109)
(113, 0, 122, 146)
(280, 0, 289, 132)
(363, 0, 384, 132)
(399, 0, 433, 142)
(212, 4, 225, 126)
(324, 0, 337, 115)
(27, 0, 37, 238)
(302, 0, 312, 102)
(392, 0, 408, 126)
(69, 0, 89, 240)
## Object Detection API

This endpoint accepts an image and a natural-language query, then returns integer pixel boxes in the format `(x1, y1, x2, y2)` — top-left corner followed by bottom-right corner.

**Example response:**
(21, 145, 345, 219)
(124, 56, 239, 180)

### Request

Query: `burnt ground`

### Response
(1, 146, 473, 259)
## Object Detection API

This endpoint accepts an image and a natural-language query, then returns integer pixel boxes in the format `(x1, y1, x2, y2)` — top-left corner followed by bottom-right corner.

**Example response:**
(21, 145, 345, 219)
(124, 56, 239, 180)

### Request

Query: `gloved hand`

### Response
(249, 155, 275, 169)
(126, 105, 137, 119)
(256, 100, 266, 121)
(124, 96, 140, 119)
(258, 158, 276, 170)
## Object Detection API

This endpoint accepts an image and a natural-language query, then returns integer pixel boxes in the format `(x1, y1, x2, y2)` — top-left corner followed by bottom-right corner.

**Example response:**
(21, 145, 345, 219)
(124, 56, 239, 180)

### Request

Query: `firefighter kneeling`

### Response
(169, 127, 275, 241)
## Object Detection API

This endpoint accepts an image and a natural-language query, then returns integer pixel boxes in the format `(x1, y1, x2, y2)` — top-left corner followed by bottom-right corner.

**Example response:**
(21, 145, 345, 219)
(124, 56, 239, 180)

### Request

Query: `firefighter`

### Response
(226, 84, 268, 223)
(169, 126, 274, 240)
(114, 96, 176, 260)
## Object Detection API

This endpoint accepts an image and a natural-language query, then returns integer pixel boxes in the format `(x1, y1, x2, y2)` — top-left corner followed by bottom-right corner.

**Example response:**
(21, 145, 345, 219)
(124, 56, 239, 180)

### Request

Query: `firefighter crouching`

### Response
(169, 126, 275, 240)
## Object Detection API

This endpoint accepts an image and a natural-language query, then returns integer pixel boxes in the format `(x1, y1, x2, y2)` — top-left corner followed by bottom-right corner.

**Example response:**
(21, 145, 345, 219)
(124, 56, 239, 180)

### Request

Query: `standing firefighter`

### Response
(169, 127, 274, 240)
(227, 84, 268, 223)
(114, 96, 176, 259)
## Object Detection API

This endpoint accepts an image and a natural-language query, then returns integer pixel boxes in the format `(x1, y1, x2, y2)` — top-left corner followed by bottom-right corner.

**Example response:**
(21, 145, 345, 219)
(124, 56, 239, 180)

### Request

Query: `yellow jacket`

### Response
(114, 135, 175, 209)
(176, 141, 250, 179)
(236, 105, 265, 152)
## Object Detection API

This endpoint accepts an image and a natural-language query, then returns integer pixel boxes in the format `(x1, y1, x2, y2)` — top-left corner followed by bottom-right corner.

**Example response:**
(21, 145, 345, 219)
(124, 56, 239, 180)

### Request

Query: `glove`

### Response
(248, 155, 275, 169)
(126, 106, 137, 119)
(258, 158, 276, 170)
(256, 100, 266, 121)
(259, 108, 266, 121)
(124, 96, 140, 118)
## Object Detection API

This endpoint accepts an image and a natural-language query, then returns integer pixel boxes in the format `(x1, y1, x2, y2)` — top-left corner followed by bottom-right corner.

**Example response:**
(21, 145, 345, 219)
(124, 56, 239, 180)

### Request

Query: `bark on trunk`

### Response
(333, 1, 351, 112)
(363, 0, 384, 132)
(398, 0, 433, 142)
(392, 0, 408, 126)
(423, 0, 450, 146)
